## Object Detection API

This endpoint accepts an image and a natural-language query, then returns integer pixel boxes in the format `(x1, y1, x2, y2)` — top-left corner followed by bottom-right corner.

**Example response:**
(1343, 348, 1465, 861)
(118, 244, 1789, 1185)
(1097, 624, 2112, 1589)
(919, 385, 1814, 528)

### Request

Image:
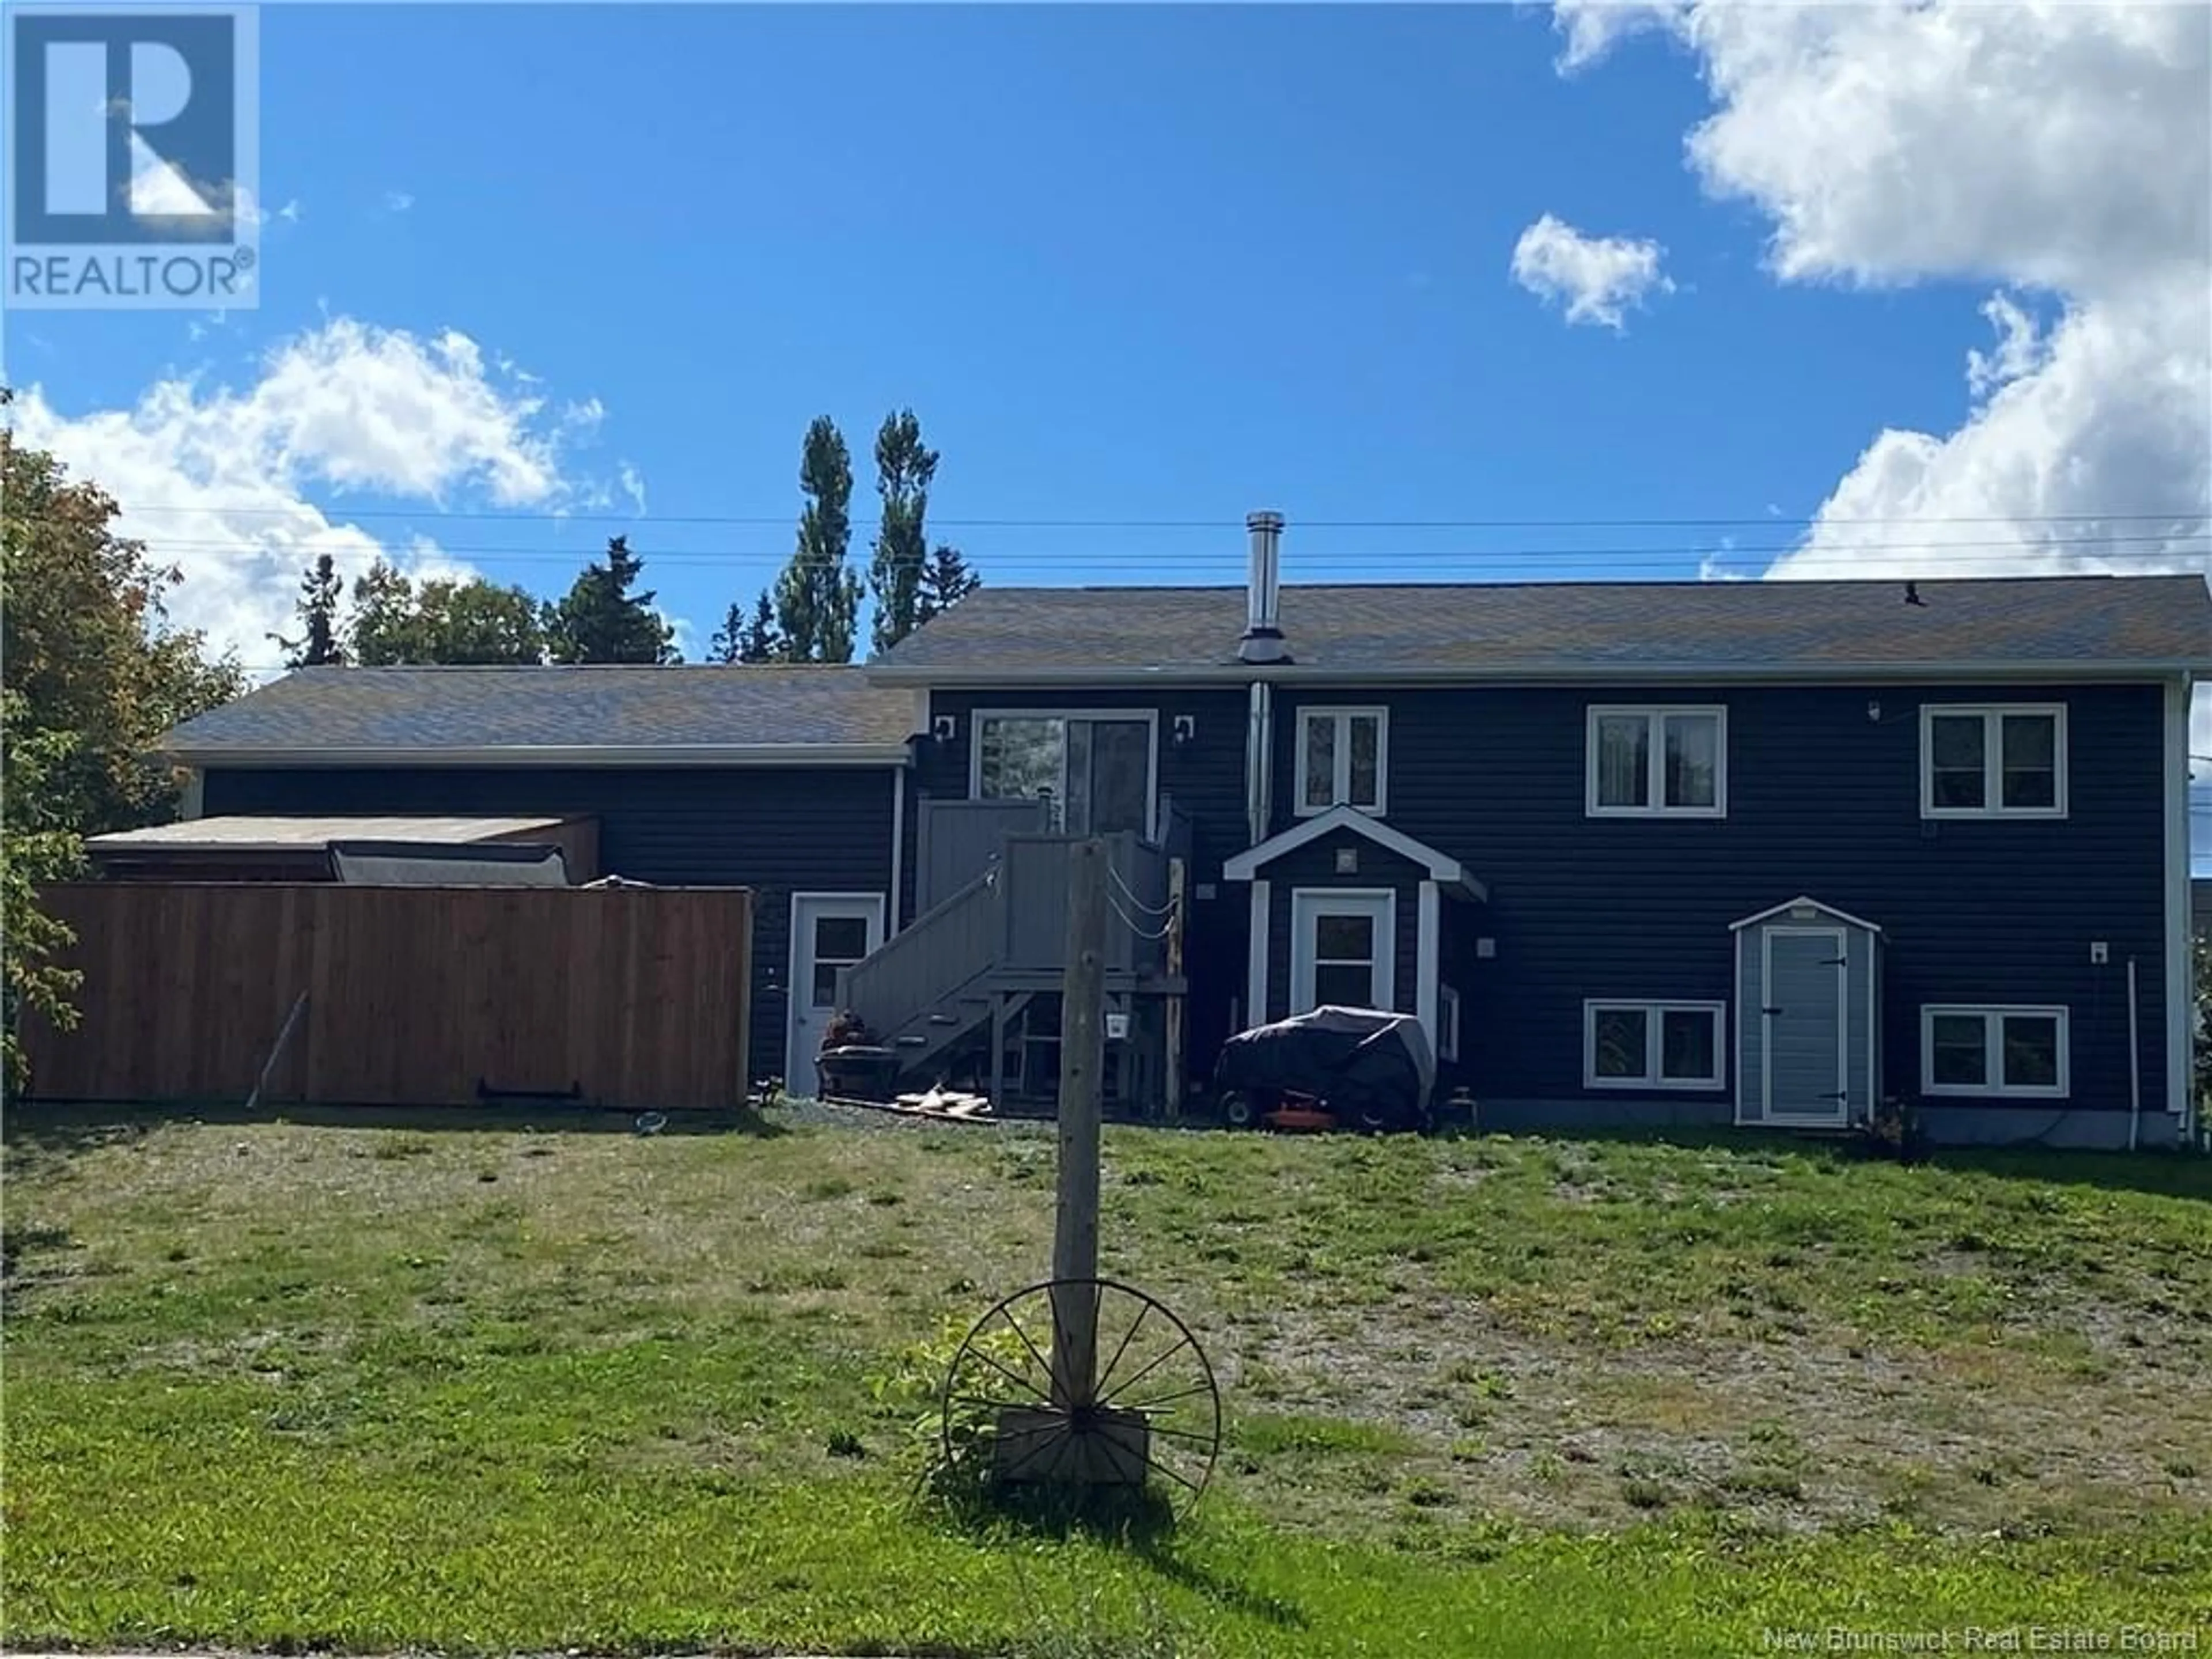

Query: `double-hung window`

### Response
(1921, 1006, 2069, 1097)
(1585, 1001, 1725, 1090)
(1296, 707, 1387, 815)
(1921, 705, 2066, 817)
(1588, 706, 1726, 817)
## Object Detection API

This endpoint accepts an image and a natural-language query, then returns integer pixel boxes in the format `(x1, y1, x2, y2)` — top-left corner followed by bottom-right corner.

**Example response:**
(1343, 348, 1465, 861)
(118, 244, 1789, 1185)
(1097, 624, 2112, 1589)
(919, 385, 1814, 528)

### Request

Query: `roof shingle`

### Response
(162, 665, 916, 757)
(873, 575, 2212, 676)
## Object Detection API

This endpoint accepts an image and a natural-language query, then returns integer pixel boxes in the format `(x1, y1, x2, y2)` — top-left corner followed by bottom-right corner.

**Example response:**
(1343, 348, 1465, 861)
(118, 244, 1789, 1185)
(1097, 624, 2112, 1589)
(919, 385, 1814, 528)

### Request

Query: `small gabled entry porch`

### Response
(1730, 896, 1884, 1128)
(1225, 805, 1486, 1060)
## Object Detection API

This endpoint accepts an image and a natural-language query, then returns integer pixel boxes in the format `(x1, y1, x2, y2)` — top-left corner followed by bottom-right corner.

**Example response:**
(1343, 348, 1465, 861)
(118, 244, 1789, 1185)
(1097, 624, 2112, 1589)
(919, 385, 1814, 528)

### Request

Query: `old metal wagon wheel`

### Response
(940, 1277, 1222, 1514)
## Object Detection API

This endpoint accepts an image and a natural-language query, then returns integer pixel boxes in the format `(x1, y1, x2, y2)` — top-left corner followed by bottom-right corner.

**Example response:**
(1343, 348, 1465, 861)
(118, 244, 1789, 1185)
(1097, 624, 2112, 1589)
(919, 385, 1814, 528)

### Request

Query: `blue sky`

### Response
(5, 3, 2207, 848)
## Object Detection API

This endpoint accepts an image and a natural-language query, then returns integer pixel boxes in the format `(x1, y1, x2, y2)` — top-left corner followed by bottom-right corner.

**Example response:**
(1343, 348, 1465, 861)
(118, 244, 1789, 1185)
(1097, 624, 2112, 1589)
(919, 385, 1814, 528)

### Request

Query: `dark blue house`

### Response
(160, 517, 2209, 1147)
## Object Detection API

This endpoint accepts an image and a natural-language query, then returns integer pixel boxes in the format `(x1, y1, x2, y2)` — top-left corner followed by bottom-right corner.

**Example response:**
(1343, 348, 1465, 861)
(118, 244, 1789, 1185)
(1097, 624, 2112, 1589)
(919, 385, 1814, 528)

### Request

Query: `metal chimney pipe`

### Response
(1239, 510, 1287, 665)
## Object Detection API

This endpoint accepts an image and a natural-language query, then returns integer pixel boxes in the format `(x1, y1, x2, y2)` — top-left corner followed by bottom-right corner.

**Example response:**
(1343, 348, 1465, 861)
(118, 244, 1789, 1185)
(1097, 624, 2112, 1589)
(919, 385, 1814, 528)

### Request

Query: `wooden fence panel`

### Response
(21, 883, 753, 1111)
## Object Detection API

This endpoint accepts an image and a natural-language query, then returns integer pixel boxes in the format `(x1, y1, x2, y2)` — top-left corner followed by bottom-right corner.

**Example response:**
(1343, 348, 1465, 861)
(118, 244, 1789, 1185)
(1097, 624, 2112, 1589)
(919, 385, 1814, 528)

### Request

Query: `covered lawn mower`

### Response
(1213, 1005, 1437, 1134)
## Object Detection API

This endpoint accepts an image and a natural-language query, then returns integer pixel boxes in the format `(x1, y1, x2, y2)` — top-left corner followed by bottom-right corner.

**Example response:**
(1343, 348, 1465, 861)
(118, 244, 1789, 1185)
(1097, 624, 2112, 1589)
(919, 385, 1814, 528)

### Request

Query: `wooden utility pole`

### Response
(1164, 856, 1186, 1121)
(1050, 837, 1109, 1410)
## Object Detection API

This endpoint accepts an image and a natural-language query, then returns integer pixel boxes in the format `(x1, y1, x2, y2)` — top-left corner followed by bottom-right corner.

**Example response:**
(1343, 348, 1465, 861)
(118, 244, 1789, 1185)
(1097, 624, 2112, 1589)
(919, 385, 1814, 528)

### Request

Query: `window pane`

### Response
(2001, 1015, 2061, 1088)
(1314, 914, 1374, 961)
(1929, 715, 1987, 809)
(1662, 714, 1718, 808)
(1303, 714, 1336, 808)
(1314, 963, 1373, 1009)
(979, 718, 1063, 804)
(1085, 719, 1151, 835)
(1659, 1009, 1717, 1081)
(1595, 715, 1650, 808)
(1348, 715, 1381, 808)
(812, 964, 844, 1006)
(1999, 714, 2058, 809)
(1930, 1014, 1988, 1085)
(815, 917, 869, 961)
(1592, 1007, 1648, 1080)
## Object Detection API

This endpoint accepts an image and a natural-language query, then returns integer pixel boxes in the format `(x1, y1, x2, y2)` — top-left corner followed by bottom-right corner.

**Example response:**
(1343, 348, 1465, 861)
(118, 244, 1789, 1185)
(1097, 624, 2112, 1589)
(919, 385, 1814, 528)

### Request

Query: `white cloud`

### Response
(618, 461, 647, 516)
(1555, 0, 2210, 764)
(383, 190, 415, 214)
(276, 198, 304, 225)
(1510, 213, 1673, 331)
(7, 318, 604, 672)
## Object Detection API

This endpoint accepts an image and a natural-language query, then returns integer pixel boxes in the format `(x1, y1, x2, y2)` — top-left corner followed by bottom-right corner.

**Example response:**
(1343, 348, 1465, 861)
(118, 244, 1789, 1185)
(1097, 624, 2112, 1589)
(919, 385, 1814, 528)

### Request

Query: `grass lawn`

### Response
(5, 1103, 2210, 1657)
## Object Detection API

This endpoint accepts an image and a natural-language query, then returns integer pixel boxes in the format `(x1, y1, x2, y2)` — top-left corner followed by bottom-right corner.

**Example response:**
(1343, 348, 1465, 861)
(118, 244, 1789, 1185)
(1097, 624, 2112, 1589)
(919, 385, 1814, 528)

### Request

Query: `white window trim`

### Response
(969, 707, 1161, 836)
(1919, 703, 2068, 820)
(1438, 984, 1461, 1063)
(1585, 705, 1728, 819)
(1919, 1004, 2071, 1099)
(1293, 706, 1389, 817)
(1583, 999, 1727, 1091)
(1289, 888, 1396, 1013)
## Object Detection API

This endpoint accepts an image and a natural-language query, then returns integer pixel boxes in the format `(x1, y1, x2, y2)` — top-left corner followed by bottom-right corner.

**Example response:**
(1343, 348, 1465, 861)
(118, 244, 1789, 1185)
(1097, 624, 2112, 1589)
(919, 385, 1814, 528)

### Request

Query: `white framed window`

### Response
(1586, 706, 1726, 817)
(1438, 984, 1461, 1063)
(1290, 889, 1395, 1012)
(1920, 705, 2066, 819)
(1920, 1005, 2069, 1097)
(971, 710, 1157, 836)
(1584, 1000, 1726, 1090)
(1294, 707, 1388, 816)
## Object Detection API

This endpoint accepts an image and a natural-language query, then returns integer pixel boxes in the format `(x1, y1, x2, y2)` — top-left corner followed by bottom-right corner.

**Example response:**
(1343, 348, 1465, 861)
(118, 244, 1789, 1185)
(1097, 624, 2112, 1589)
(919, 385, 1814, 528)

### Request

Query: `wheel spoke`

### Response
(1001, 1304, 1058, 1395)
(1097, 1332, 1192, 1405)
(948, 1391, 1056, 1418)
(1119, 1379, 1216, 1414)
(964, 1347, 1052, 1406)
(1136, 1420, 1218, 1447)
(1141, 1444, 1202, 1493)
(1094, 1298, 1150, 1400)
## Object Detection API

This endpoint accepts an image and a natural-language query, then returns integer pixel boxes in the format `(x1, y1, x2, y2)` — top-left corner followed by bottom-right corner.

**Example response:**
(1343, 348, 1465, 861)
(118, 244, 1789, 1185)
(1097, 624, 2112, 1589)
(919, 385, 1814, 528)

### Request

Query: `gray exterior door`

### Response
(1763, 926, 1847, 1123)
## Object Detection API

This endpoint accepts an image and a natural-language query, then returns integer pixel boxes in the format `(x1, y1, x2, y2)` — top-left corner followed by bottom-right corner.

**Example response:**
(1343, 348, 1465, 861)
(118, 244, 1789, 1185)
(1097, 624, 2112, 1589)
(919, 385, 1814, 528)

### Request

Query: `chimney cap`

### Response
(1245, 509, 1285, 533)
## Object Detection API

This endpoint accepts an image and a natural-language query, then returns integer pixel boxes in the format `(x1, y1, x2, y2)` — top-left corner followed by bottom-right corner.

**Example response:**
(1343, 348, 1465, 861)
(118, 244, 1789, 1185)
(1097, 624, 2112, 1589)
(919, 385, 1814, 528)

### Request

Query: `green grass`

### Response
(5, 1107, 2210, 1656)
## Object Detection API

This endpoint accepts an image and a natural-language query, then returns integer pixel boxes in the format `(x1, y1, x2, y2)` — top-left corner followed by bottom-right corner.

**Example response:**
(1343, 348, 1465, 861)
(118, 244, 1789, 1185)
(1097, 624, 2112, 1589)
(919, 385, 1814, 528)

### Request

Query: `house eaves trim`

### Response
(162, 743, 916, 768)
(1729, 895, 1885, 934)
(1225, 803, 1486, 898)
(865, 657, 2212, 689)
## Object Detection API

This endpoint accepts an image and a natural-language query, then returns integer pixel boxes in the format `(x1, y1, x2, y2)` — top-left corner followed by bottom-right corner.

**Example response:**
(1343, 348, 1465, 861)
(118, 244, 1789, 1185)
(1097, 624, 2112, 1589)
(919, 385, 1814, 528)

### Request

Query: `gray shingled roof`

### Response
(161, 665, 917, 757)
(873, 575, 2212, 677)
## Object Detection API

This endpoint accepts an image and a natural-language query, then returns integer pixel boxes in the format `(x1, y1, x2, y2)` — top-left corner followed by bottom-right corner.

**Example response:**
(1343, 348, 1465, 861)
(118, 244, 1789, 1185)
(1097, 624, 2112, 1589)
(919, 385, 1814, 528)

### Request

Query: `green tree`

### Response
(545, 535, 679, 665)
(710, 589, 783, 665)
(915, 542, 981, 625)
(1, 416, 241, 1083)
(274, 551, 346, 666)
(348, 560, 547, 665)
(774, 417, 862, 663)
(868, 409, 939, 656)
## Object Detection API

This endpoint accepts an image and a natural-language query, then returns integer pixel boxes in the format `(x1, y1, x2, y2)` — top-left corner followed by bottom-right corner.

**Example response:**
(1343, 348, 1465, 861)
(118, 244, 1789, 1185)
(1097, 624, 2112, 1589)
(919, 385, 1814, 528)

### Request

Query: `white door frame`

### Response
(787, 891, 887, 1090)
(1289, 888, 1396, 1014)
(1760, 924, 1849, 1125)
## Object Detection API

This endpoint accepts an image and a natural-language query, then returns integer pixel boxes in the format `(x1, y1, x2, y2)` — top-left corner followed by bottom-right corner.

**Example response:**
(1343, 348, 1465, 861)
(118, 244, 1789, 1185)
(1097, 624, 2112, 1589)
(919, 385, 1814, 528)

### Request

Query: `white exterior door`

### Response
(1290, 889, 1396, 1014)
(789, 893, 885, 1090)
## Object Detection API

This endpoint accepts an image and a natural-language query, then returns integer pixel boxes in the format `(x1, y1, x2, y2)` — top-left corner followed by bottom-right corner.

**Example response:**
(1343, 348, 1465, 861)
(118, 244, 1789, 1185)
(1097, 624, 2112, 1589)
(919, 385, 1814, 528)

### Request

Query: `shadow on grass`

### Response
(917, 1463, 1307, 1634)
(1445, 1122, 2211, 1202)
(2, 1099, 786, 1166)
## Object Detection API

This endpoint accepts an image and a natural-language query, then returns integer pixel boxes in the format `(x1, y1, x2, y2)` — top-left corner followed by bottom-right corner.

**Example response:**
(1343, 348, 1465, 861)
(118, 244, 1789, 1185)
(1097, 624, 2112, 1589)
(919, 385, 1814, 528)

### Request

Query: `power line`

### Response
(17, 533, 2212, 569)
(6, 501, 2208, 530)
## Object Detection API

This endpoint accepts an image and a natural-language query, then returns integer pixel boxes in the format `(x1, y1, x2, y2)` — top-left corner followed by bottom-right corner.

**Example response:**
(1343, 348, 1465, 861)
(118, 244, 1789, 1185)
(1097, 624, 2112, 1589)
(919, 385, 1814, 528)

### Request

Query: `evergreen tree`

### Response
(544, 535, 679, 664)
(348, 561, 547, 665)
(710, 589, 783, 664)
(915, 542, 981, 624)
(773, 418, 862, 663)
(273, 552, 345, 666)
(868, 409, 938, 655)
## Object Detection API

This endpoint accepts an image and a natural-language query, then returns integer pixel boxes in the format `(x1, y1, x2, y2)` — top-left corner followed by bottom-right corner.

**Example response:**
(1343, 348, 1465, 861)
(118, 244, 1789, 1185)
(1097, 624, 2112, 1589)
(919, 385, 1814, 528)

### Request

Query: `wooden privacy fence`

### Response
(21, 882, 753, 1111)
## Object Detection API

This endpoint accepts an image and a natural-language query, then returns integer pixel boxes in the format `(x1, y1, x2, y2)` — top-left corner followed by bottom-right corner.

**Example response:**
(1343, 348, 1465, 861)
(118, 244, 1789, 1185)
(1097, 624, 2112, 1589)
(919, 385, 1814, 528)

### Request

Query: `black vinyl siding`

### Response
(920, 688, 1252, 1075)
(202, 764, 899, 1088)
(1271, 683, 2169, 1113)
